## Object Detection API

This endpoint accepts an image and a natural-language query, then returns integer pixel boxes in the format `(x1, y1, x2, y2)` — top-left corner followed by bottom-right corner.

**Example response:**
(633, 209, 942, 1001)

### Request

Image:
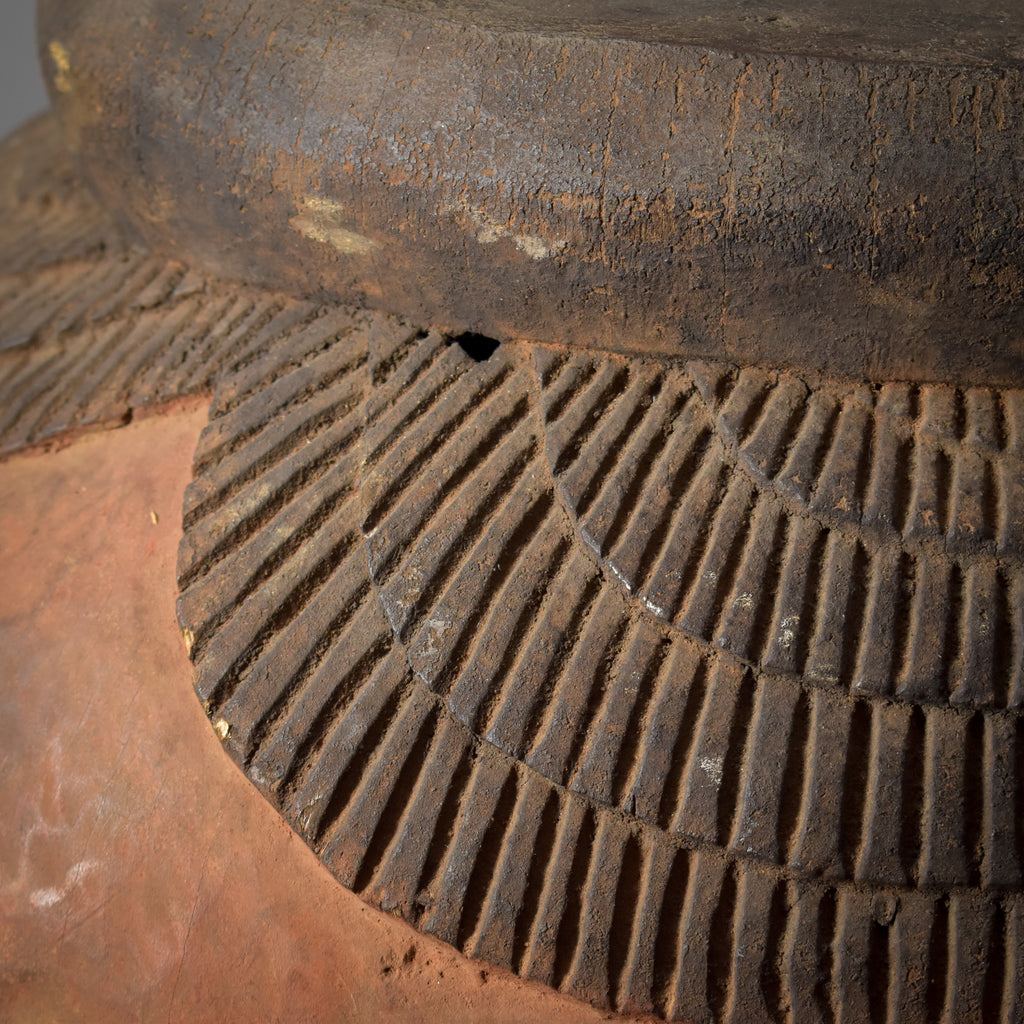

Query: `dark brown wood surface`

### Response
(4, 101, 1024, 1022)
(37, 0, 1024, 384)
(13, 5, 1024, 1021)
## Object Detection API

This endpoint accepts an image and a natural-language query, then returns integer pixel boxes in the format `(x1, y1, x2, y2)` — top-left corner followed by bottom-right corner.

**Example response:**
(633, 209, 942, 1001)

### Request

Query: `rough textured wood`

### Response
(175, 318, 1024, 1019)
(0, 116, 351, 460)
(37, 0, 1024, 384)
(7, 4, 1024, 1020)
(0, 112, 118, 277)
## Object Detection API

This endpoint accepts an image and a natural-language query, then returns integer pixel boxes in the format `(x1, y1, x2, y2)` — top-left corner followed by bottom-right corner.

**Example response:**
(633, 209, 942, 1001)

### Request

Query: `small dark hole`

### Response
(449, 332, 501, 362)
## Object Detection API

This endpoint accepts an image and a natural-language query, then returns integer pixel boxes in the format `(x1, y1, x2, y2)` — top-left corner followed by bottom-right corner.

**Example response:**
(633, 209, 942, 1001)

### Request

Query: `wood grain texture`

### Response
(177, 326, 1024, 1020)
(36, 0, 1024, 384)
(5, 103, 1024, 1021)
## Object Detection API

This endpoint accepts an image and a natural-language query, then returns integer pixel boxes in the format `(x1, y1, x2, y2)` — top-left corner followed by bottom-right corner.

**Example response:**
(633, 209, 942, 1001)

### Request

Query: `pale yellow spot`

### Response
(181, 627, 195, 654)
(48, 41, 72, 94)
(291, 197, 378, 256)
(447, 203, 567, 261)
(214, 719, 230, 740)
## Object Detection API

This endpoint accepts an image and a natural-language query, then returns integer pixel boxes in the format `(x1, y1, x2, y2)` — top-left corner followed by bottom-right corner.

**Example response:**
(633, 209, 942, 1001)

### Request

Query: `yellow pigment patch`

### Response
(48, 41, 73, 94)
(291, 197, 378, 256)
(455, 204, 567, 261)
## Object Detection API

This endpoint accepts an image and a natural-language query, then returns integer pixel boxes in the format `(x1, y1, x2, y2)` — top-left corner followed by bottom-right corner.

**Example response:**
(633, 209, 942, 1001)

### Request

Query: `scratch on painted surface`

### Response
(29, 859, 100, 910)
(166, 845, 213, 1023)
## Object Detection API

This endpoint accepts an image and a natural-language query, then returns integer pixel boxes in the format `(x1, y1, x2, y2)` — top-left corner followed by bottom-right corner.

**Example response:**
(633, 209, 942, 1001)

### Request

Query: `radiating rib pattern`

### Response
(0, 241, 345, 457)
(176, 325, 1024, 1021)
(5, 112, 1023, 1020)
(0, 114, 366, 459)
(535, 348, 1024, 712)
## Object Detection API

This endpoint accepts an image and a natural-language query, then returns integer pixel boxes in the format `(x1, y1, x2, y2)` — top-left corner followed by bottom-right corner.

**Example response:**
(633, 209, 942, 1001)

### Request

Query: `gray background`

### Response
(1, 0, 50, 141)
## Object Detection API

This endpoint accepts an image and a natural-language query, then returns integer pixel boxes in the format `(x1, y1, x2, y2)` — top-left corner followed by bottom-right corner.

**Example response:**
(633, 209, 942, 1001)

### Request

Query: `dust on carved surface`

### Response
(177, 318, 1024, 1021)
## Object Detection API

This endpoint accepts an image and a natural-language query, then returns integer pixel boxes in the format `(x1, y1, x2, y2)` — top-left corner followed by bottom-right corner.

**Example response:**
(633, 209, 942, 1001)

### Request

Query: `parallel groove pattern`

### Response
(0, 240, 360, 458)
(358, 338, 1024, 905)
(535, 348, 1024, 713)
(18, 114, 1024, 1019)
(175, 324, 1024, 1022)
(0, 139, 396, 462)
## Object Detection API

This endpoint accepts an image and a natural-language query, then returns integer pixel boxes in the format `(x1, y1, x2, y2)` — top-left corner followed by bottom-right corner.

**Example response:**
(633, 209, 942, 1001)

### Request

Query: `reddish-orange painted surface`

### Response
(0, 407, 635, 1024)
